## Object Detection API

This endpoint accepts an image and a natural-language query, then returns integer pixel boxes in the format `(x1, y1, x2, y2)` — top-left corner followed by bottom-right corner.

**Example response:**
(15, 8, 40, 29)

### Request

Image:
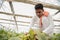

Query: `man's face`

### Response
(35, 9, 43, 18)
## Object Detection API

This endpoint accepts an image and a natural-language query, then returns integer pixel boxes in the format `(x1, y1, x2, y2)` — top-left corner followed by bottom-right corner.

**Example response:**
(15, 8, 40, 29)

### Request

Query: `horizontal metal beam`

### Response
(0, 22, 29, 26)
(55, 25, 60, 27)
(0, 22, 60, 27)
(0, 12, 32, 18)
(7, 0, 60, 10)
(0, 18, 60, 24)
(54, 20, 60, 22)
(54, 10, 60, 16)
(0, 12, 60, 22)
(0, 18, 30, 24)
(0, 21, 60, 27)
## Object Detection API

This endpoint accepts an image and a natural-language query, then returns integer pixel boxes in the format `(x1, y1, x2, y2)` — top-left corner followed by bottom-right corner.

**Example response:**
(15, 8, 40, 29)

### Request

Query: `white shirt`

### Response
(30, 14, 54, 34)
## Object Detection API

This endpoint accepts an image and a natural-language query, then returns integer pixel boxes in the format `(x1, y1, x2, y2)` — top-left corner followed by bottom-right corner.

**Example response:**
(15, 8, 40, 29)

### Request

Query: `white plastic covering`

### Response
(0, 0, 60, 33)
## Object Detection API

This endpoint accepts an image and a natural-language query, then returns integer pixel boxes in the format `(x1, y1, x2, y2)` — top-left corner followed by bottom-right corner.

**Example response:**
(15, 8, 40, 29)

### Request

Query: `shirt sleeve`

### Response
(29, 16, 36, 28)
(43, 14, 54, 34)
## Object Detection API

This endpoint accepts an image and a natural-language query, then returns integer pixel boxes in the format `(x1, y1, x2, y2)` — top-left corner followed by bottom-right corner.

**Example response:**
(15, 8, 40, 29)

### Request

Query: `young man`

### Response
(30, 4, 54, 34)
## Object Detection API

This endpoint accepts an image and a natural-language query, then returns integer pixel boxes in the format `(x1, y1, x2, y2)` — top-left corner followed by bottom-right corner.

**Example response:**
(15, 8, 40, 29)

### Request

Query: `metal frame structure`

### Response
(9, 1, 18, 32)
(13, 0, 60, 10)
(0, 0, 60, 30)
(0, 0, 5, 8)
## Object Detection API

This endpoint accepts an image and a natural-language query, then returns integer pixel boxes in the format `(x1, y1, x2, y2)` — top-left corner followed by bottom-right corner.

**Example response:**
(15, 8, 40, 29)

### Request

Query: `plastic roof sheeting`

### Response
(33, 0, 60, 6)
(0, 1, 12, 13)
(0, 1, 60, 33)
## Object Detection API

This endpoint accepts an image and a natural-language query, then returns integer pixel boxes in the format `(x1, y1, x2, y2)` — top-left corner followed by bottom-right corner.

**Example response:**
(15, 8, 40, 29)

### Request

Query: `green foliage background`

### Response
(0, 28, 60, 40)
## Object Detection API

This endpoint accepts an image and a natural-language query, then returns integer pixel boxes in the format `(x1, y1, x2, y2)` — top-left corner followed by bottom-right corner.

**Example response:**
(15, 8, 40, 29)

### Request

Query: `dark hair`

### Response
(35, 4, 43, 10)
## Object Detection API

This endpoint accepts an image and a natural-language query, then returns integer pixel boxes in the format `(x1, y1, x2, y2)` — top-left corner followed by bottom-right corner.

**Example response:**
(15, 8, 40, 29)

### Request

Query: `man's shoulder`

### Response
(32, 15, 38, 18)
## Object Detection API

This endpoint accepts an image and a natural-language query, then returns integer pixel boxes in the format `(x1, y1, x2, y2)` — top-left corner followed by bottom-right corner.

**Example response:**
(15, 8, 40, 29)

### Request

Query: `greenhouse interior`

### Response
(0, 0, 60, 40)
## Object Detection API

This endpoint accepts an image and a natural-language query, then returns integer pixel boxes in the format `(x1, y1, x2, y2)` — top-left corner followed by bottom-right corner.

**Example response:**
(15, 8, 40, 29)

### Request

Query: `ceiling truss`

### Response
(0, 0, 60, 27)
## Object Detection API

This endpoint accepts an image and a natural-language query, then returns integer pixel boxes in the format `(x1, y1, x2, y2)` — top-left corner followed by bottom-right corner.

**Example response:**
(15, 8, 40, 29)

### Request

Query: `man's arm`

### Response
(29, 16, 36, 28)
(43, 14, 54, 34)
